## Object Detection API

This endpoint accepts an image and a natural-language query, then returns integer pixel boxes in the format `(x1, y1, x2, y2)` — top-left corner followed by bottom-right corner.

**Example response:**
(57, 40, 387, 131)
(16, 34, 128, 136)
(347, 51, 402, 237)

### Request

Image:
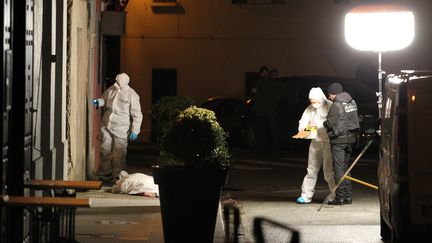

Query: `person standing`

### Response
(93, 73, 143, 181)
(296, 87, 336, 204)
(324, 82, 360, 205)
(269, 68, 279, 80)
(250, 66, 269, 97)
(251, 66, 282, 154)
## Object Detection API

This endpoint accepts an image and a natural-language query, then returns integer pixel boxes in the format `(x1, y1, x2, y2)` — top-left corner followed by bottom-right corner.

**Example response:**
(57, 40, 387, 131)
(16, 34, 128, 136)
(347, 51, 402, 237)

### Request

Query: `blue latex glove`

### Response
(129, 133, 138, 141)
(92, 99, 100, 109)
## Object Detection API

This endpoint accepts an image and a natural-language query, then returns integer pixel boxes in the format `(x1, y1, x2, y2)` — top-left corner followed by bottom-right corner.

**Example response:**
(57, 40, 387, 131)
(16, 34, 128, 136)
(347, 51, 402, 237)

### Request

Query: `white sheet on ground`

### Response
(112, 170, 159, 196)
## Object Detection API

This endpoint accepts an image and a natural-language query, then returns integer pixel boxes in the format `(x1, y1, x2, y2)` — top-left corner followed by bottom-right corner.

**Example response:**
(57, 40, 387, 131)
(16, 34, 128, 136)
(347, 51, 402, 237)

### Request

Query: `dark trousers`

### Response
(255, 115, 279, 154)
(331, 143, 353, 200)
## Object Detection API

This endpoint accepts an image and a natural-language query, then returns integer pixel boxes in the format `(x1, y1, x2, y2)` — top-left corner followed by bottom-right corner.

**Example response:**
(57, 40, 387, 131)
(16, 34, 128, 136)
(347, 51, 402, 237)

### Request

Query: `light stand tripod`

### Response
(377, 52, 384, 120)
(318, 53, 384, 211)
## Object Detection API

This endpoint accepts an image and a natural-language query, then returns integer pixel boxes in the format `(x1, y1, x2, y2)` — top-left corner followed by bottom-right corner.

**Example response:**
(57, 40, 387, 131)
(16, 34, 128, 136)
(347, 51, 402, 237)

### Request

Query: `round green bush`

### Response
(160, 106, 231, 169)
(151, 96, 194, 144)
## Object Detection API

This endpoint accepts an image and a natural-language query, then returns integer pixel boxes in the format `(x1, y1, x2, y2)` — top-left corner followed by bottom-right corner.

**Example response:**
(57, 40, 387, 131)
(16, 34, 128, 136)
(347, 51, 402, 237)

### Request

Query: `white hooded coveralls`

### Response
(298, 87, 335, 202)
(97, 73, 143, 178)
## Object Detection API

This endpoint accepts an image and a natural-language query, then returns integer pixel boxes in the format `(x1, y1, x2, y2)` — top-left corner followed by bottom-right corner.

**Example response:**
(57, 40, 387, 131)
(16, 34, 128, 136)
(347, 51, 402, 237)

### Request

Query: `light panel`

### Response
(345, 4, 414, 52)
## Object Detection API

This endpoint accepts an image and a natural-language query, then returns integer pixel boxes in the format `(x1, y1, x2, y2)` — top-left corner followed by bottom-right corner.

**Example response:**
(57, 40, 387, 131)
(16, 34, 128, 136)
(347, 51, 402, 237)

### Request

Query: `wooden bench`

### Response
(2, 180, 101, 241)
(24, 180, 103, 197)
(25, 179, 102, 191)
(1, 195, 91, 242)
(1, 195, 91, 207)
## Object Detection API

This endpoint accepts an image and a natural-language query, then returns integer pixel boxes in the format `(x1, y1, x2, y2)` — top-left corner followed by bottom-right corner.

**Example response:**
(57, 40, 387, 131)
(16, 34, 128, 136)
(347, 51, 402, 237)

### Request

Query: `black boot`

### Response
(344, 190, 352, 204)
(343, 195, 352, 204)
(328, 198, 344, 205)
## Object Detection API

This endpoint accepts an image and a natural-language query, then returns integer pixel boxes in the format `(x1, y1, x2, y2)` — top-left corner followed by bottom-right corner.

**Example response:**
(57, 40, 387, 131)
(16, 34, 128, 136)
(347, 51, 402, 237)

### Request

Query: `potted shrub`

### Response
(153, 106, 231, 243)
(151, 95, 194, 144)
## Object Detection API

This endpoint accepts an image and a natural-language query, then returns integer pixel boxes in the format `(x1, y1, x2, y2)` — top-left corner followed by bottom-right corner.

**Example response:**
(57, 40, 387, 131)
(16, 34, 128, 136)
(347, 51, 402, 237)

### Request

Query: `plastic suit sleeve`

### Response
(298, 106, 311, 131)
(96, 98, 105, 107)
(99, 89, 110, 107)
(130, 91, 143, 135)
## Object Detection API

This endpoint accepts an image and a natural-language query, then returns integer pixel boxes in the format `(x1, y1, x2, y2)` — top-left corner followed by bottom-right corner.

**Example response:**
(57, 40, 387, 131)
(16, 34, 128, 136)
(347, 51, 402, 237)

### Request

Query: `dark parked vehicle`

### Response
(203, 76, 378, 148)
(202, 97, 256, 147)
(379, 71, 432, 241)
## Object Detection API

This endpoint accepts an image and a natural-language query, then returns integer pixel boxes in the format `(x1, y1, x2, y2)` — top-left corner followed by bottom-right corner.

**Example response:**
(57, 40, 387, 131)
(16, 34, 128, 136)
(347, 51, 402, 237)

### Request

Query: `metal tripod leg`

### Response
(317, 140, 374, 211)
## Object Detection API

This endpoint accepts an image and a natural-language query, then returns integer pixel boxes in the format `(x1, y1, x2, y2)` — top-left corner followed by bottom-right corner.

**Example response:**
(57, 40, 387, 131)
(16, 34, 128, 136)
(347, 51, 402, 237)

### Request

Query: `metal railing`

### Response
(223, 203, 300, 243)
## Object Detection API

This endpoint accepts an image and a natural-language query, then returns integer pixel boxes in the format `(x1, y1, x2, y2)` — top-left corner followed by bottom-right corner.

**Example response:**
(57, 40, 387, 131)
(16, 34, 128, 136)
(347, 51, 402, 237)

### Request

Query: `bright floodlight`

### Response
(345, 4, 414, 52)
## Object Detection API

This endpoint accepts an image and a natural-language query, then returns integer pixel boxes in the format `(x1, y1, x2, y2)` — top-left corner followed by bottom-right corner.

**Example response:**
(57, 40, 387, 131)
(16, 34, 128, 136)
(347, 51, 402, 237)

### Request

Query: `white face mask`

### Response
(310, 98, 322, 109)
(116, 81, 128, 89)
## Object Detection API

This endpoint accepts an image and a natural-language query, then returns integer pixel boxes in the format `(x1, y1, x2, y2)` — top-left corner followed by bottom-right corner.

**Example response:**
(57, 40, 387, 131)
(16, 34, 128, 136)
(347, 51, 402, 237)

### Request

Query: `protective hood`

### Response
(298, 87, 332, 141)
(308, 87, 326, 108)
(115, 73, 130, 89)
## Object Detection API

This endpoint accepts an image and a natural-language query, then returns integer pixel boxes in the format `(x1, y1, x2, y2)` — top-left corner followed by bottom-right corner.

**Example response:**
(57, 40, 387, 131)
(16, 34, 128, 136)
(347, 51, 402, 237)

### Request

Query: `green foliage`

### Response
(160, 106, 231, 169)
(151, 96, 194, 145)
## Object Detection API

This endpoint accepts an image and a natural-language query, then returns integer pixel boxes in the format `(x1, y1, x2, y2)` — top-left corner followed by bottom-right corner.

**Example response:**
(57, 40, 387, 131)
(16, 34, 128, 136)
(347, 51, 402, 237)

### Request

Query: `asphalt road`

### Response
(222, 146, 383, 243)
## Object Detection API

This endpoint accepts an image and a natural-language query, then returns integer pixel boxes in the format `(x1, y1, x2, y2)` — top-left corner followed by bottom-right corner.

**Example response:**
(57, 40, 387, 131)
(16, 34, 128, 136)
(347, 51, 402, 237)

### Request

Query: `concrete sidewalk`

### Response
(87, 142, 380, 242)
(75, 185, 226, 243)
(74, 142, 227, 242)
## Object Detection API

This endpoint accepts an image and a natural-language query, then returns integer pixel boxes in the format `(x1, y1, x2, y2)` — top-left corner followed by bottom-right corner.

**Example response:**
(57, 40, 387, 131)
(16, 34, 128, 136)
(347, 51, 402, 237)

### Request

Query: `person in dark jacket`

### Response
(323, 82, 360, 205)
(251, 66, 282, 154)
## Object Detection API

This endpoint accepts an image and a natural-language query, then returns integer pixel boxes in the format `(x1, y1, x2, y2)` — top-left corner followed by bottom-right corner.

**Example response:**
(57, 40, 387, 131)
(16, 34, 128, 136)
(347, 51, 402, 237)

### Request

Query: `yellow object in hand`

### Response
(305, 125, 317, 132)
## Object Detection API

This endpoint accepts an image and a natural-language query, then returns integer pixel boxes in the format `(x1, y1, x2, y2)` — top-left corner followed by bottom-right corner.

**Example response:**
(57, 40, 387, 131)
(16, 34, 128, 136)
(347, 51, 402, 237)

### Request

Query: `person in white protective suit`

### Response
(112, 170, 159, 197)
(92, 73, 143, 181)
(296, 87, 336, 204)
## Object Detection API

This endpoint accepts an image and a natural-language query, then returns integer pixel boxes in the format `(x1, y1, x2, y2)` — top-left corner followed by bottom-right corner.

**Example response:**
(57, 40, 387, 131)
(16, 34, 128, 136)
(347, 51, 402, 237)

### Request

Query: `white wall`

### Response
(86, 0, 102, 180)
(68, 0, 91, 180)
(32, 0, 43, 179)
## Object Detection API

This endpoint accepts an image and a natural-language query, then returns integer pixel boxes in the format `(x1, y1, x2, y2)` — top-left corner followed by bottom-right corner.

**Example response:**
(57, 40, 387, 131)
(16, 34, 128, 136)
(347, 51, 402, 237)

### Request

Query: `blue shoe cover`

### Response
(296, 197, 310, 204)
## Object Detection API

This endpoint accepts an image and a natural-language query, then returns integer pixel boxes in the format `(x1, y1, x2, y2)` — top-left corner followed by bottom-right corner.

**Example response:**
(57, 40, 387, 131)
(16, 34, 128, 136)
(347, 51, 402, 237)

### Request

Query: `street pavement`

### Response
(223, 146, 382, 243)
(75, 141, 383, 243)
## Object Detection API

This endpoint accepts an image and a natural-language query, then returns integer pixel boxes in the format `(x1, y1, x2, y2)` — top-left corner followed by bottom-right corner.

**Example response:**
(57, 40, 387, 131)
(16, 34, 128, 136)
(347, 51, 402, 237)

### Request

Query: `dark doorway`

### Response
(152, 69, 177, 104)
(102, 36, 121, 87)
(151, 69, 177, 142)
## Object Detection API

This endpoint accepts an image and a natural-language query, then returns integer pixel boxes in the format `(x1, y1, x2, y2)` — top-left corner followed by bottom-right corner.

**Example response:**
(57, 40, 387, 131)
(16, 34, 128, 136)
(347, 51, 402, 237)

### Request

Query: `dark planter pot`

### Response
(153, 166, 228, 243)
